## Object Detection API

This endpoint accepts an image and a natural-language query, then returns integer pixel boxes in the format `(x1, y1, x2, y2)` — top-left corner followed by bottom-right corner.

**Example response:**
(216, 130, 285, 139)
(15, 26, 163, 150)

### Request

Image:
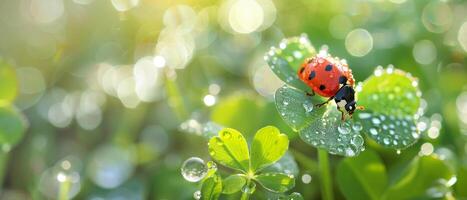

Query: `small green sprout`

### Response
(183, 126, 301, 200)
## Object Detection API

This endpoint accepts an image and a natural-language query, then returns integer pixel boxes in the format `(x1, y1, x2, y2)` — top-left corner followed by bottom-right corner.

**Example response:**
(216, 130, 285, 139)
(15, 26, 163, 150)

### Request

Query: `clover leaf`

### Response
(208, 128, 250, 172)
(337, 149, 454, 200)
(355, 66, 421, 149)
(205, 126, 296, 199)
(266, 34, 423, 156)
(264, 34, 316, 92)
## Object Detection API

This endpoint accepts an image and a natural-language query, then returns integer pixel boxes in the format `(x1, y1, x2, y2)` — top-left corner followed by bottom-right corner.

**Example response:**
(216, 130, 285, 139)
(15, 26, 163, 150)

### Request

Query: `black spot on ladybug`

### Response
(300, 67, 305, 74)
(319, 85, 326, 90)
(339, 76, 347, 84)
(308, 71, 316, 80)
(325, 64, 333, 71)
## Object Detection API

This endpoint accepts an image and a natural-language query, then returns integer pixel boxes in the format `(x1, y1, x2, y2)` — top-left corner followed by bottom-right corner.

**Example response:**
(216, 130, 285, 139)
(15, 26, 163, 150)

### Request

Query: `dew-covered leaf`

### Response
(0, 106, 27, 147)
(262, 151, 299, 177)
(201, 175, 222, 200)
(275, 85, 325, 131)
(208, 128, 250, 172)
(357, 111, 418, 149)
(0, 60, 18, 106)
(265, 34, 316, 92)
(336, 150, 388, 200)
(255, 172, 295, 193)
(250, 126, 289, 172)
(382, 155, 454, 200)
(299, 107, 364, 157)
(356, 66, 422, 149)
(222, 174, 246, 194)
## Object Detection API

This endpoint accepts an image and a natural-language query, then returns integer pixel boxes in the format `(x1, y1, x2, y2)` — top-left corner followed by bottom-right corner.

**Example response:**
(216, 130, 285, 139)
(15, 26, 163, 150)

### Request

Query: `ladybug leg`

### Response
(340, 110, 345, 121)
(306, 90, 315, 96)
(315, 96, 334, 108)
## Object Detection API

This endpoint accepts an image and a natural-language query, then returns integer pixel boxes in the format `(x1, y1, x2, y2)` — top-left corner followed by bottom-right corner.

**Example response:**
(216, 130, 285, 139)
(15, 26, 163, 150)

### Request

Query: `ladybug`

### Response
(298, 54, 363, 120)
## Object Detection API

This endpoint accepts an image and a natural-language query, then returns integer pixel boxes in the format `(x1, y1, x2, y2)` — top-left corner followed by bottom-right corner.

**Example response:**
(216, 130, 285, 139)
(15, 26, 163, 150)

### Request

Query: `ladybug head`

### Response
(334, 85, 365, 119)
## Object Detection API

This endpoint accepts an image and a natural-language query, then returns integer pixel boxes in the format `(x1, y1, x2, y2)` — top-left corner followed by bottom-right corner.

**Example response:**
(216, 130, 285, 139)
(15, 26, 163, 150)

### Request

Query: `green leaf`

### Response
(356, 111, 418, 149)
(336, 150, 388, 200)
(208, 128, 250, 172)
(0, 106, 27, 147)
(0, 60, 18, 106)
(455, 166, 467, 197)
(262, 151, 299, 176)
(250, 126, 289, 172)
(275, 85, 326, 131)
(222, 174, 246, 194)
(356, 66, 422, 149)
(299, 107, 365, 157)
(265, 34, 316, 92)
(255, 172, 295, 193)
(382, 155, 454, 200)
(201, 175, 222, 200)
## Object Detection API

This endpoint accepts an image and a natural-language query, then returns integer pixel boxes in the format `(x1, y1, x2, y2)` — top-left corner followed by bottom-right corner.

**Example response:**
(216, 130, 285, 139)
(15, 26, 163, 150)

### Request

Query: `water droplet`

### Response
(338, 122, 352, 134)
(181, 157, 208, 182)
(383, 137, 390, 145)
(207, 161, 217, 171)
(352, 122, 363, 131)
(372, 118, 381, 125)
(358, 112, 371, 119)
(293, 51, 303, 59)
(193, 190, 201, 200)
(389, 130, 395, 135)
(221, 131, 231, 139)
(283, 101, 289, 106)
(242, 182, 256, 194)
(302, 102, 314, 113)
(345, 148, 356, 156)
(396, 149, 401, 154)
(351, 135, 364, 147)
(369, 128, 378, 135)
(301, 174, 312, 184)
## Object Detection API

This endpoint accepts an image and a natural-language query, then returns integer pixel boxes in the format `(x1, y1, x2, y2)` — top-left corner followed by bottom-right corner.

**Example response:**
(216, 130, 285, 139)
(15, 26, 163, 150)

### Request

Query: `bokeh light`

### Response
(345, 28, 373, 57)
(412, 40, 437, 65)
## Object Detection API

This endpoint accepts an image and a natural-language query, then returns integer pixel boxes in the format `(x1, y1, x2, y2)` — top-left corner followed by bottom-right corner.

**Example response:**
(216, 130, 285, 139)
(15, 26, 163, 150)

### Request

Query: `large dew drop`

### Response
(181, 157, 208, 182)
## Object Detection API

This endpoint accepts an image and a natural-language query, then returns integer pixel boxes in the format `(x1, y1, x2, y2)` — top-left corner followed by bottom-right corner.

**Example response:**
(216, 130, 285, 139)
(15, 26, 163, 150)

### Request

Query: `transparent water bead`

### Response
(193, 190, 201, 200)
(241, 182, 256, 194)
(181, 157, 208, 182)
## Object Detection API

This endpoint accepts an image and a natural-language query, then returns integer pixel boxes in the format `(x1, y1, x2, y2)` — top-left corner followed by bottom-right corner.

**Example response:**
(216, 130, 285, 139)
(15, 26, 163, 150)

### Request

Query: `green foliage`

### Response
(203, 126, 296, 199)
(0, 60, 17, 106)
(211, 94, 295, 139)
(222, 175, 246, 194)
(337, 150, 455, 200)
(255, 173, 295, 193)
(0, 106, 27, 147)
(201, 175, 223, 200)
(336, 150, 388, 200)
(250, 126, 289, 172)
(208, 128, 250, 172)
(356, 66, 421, 149)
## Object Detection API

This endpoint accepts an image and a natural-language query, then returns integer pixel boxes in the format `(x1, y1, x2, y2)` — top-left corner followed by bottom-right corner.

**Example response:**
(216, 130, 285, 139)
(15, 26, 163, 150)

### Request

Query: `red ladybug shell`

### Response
(298, 56, 354, 97)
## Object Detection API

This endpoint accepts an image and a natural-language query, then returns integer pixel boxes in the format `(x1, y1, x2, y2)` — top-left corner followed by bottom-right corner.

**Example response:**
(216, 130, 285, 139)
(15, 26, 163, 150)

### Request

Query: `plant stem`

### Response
(318, 149, 334, 200)
(240, 179, 251, 200)
(58, 179, 71, 200)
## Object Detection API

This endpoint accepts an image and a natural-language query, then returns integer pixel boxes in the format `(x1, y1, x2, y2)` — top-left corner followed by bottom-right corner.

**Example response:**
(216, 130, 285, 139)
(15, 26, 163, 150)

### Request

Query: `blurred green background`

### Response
(0, 0, 467, 199)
